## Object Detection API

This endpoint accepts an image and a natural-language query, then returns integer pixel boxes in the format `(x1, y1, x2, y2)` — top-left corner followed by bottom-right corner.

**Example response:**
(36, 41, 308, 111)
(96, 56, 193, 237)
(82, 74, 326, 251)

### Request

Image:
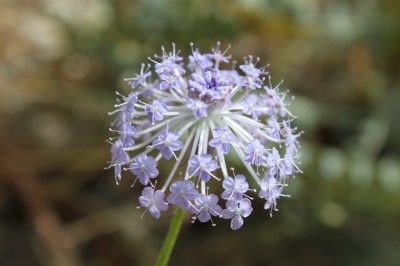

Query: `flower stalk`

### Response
(155, 208, 185, 266)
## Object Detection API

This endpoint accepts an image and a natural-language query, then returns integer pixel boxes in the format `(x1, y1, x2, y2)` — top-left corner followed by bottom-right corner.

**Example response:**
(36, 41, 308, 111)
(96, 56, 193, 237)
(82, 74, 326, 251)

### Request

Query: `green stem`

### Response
(155, 208, 185, 266)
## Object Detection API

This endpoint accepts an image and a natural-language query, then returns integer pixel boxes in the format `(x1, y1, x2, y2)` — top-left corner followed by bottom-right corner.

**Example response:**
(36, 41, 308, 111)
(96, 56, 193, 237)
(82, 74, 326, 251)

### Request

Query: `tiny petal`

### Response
(231, 215, 244, 230)
(198, 211, 212, 223)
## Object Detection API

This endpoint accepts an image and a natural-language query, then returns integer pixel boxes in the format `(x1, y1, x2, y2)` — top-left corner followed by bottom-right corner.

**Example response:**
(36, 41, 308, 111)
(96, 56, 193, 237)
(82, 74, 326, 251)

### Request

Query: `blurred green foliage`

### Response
(0, 0, 399, 265)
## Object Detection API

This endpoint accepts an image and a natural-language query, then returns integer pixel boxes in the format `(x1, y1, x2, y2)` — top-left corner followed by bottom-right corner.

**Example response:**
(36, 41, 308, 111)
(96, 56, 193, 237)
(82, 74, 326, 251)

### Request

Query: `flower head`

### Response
(107, 43, 301, 228)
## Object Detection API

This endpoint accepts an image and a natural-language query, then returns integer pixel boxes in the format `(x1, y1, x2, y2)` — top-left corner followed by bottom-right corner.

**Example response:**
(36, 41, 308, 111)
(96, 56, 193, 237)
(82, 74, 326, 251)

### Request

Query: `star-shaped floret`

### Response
(222, 198, 253, 230)
(139, 187, 168, 219)
(188, 154, 219, 182)
(128, 154, 159, 185)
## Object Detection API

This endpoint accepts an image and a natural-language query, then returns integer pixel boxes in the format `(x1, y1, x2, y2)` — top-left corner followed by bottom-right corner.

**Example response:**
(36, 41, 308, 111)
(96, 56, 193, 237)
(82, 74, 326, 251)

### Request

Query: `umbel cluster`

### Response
(108, 43, 301, 230)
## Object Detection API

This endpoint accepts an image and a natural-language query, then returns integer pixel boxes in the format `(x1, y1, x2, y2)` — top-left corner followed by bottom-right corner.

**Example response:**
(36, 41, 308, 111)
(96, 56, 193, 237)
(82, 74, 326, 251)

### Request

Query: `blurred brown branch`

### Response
(0, 146, 82, 266)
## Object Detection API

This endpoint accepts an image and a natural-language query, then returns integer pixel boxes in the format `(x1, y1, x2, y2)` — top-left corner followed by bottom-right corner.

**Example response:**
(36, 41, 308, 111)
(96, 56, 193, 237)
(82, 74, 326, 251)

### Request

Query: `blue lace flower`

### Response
(152, 129, 183, 160)
(139, 187, 168, 219)
(145, 99, 168, 125)
(192, 194, 223, 225)
(128, 154, 159, 185)
(188, 43, 213, 71)
(188, 154, 219, 182)
(244, 139, 265, 166)
(222, 198, 253, 230)
(221, 174, 249, 200)
(239, 55, 268, 89)
(258, 176, 286, 216)
(208, 128, 235, 154)
(107, 43, 301, 228)
(166, 180, 199, 210)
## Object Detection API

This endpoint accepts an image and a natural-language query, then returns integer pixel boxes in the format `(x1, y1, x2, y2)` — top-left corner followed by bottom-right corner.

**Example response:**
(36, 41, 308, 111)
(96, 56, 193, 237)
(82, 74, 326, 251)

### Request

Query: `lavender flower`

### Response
(166, 180, 199, 210)
(145, 100, 168, 125)
(128, 154, 159, 185)
(222, 198, 253, 230)
(262, 85, 289, 117)
(109, 139, 129, 184)
(258, 176, 285, 216)
(244, 139, 265, 166)
(267, 116, 281, 141)
(152, 129, 183, 160)
(115, 122, 135, 148)
(110, 92, 138, 128)
(192, 194, 223, 224)
(242, 94, 261, 120)
(107, 43, 301, 227)
(139, 187, 168, 219)
(267, 147, 293, 178)
(152, 44, 185, 90)
(208, 128, 235, 154)
(239, 56, 268, 89)
(120, 122, 137, 139)
(208, 41, 231, 66)
(221, 174, 249, 200)
(188, 154, 219, 182)
(188, 43, 213, 71)
(125, 63, 151, 88)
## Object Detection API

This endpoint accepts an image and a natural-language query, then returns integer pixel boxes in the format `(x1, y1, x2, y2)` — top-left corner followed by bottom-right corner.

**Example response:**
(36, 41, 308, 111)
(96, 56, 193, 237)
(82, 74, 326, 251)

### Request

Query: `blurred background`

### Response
(1, 0, 400, 265)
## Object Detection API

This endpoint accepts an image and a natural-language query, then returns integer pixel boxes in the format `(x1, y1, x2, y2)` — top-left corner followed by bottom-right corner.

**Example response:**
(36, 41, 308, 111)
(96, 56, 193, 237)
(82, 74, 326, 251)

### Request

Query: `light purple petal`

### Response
(198, 211, 211, 223)
(231, 215, 244, 230)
